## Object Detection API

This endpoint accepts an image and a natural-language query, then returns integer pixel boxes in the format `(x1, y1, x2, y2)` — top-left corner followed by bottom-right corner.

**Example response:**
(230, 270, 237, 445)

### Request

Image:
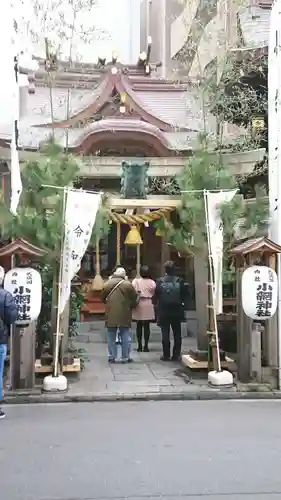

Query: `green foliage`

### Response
(0, 140, 111, 257)
(91, 194, 111, 242)
(35, 263, 86, 364)
(35, 264, 54, 356)
(0, 140, 110, 364)
(68, 290, 87, 370)
(157, 149, 268, 259)
(0, 140, 81, 260)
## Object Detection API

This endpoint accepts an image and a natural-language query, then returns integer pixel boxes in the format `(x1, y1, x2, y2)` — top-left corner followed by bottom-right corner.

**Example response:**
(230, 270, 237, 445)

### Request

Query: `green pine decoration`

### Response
(157, 148, 268, 265)
(90, 194, 111, 244)
(0, 140, 111, 356)
(0, 140, 110, 260)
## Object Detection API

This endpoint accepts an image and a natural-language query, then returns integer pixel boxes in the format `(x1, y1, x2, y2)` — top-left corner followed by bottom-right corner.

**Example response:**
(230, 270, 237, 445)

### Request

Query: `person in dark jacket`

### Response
(100, 267, 137, 363)
(154, 261, 185, 362)
(0, 270, 18, 419)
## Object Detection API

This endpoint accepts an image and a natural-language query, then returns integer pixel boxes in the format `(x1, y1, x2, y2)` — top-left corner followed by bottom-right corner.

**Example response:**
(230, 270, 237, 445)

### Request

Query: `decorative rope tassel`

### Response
(92, 236, 104, 291)
(116, 221, 121, 266)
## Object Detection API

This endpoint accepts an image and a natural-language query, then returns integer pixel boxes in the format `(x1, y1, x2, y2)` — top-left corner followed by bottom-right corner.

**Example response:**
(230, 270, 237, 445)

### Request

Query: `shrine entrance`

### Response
(81, 222, 163, 282)
(113, 222, 163, 280)
(75, 135, 195, 319)
(79, 204, 196, 320)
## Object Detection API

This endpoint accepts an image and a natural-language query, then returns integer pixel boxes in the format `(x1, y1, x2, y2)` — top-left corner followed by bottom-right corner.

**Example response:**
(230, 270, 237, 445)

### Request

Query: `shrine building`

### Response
(0, 53, 265, 346)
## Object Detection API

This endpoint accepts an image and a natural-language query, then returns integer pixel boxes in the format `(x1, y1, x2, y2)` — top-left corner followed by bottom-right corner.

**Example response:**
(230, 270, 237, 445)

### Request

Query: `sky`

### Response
(14, 0, 141, 64)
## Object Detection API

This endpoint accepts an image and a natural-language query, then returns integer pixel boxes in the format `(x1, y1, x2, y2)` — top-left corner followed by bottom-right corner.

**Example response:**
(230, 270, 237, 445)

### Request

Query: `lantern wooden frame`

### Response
(230, 236, 281, 382)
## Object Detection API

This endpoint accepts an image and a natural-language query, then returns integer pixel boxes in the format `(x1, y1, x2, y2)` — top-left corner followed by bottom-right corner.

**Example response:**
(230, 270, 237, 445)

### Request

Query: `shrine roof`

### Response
(0, 238, 46, 257)
(231, 237, 281, 255)
(0, 61, 217, 151)
(1, 119, 196, 152)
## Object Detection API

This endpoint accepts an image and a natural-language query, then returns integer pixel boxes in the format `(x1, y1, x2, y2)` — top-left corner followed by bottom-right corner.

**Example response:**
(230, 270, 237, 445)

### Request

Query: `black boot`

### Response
(136, 322, 143, 352)
(161, 341, 170, 361)
(143, 323, 150, 352)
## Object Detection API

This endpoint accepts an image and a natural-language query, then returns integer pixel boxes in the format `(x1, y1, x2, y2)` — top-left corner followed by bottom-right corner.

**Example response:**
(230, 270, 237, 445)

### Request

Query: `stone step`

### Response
(76, 321, 197, 343)
(76, 331, 195, 344)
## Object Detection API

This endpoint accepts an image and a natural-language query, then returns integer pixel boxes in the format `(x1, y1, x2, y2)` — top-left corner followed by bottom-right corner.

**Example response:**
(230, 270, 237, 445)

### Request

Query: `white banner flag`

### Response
(206, 190, 236, 314)
(59, 189, 101, 314)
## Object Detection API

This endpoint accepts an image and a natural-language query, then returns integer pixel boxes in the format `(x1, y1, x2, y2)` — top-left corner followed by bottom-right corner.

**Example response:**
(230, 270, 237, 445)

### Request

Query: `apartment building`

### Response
(140, 0, 272, 78)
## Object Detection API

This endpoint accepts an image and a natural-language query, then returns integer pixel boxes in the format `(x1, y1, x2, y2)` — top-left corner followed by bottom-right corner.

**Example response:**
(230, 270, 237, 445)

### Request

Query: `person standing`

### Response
(0, 269, 18, 419)
(132, 265, 156, 352)
(154, 261, 185, 362)
(100, 267, 137, 363)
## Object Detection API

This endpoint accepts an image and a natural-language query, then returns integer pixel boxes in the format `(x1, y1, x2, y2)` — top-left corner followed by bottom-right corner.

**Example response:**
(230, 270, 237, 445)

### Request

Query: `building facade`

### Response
(140, 0, 272, 78)
(140, 0, 183, 77)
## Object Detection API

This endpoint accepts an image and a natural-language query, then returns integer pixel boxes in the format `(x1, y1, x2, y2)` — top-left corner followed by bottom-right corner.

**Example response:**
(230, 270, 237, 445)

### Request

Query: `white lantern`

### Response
(242, 266, 278, 320)
(4, 267, 42, 325)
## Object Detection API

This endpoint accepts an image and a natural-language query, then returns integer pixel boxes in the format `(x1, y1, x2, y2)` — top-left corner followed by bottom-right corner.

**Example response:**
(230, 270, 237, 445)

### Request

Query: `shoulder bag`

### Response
(105, 279, 124, 302)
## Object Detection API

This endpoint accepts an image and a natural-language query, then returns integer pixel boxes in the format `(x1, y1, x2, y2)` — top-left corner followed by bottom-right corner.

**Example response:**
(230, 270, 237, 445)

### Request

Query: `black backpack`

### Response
(159, 277, 182, 306)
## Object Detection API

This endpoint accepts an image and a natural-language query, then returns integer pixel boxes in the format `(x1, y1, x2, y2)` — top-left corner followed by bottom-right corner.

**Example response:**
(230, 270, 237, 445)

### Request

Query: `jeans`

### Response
(160, 320, 182, 359)
(107, 327, 130, 361)
(116, 332, 132, 359)
(0, 344, 7, 403)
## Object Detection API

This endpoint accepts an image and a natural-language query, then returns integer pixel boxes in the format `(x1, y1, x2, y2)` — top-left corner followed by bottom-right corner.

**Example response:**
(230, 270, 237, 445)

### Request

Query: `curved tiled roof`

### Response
(0, 62, 219, 151)
(36, 68, 184, 132)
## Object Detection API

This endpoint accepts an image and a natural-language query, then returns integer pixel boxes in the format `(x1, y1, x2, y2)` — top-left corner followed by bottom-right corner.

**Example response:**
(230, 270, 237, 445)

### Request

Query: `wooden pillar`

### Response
(10, 323, 36, 389)
(236, 258, 253, 382)
(19, 323, 36, 388)
(60, 299, 70, 368)
(10, 325, 21, 389)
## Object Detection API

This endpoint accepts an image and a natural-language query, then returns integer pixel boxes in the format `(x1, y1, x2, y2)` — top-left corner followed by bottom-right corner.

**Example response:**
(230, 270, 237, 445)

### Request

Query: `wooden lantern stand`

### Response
(0, 238, 46, 390)
(230, 236, 281, 383)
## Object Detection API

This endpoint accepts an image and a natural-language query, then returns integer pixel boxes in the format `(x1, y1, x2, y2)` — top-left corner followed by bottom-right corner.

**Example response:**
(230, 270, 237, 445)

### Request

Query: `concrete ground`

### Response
(65, 322, 222, 399)
(2, 400, 281, 500)
(5, 322, 279, 403)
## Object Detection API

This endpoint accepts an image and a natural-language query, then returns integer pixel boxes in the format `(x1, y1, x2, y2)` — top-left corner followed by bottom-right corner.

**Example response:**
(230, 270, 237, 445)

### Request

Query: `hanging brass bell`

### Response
(124, 225, 143, 245)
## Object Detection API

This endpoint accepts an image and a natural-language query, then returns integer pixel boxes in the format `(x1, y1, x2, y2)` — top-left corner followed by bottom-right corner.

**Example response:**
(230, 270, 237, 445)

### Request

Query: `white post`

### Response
(203, 189, 233, 387)
(43, 188, 68, 392)
(203, 189, 222, 372)
(268, 0, 281, 389)
(53, 187, 67, 378)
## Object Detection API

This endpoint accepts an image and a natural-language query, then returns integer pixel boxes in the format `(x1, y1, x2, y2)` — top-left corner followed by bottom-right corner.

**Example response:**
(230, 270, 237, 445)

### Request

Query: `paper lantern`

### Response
(124, 226, 143, 245)
(241, 266, 278, 320)
(4, 267, 42, 325)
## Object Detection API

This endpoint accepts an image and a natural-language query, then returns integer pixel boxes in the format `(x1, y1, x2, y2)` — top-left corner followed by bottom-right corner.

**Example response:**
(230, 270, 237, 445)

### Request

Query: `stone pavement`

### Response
(69, 325, 200, 397)
(4, 322, 280, 404)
